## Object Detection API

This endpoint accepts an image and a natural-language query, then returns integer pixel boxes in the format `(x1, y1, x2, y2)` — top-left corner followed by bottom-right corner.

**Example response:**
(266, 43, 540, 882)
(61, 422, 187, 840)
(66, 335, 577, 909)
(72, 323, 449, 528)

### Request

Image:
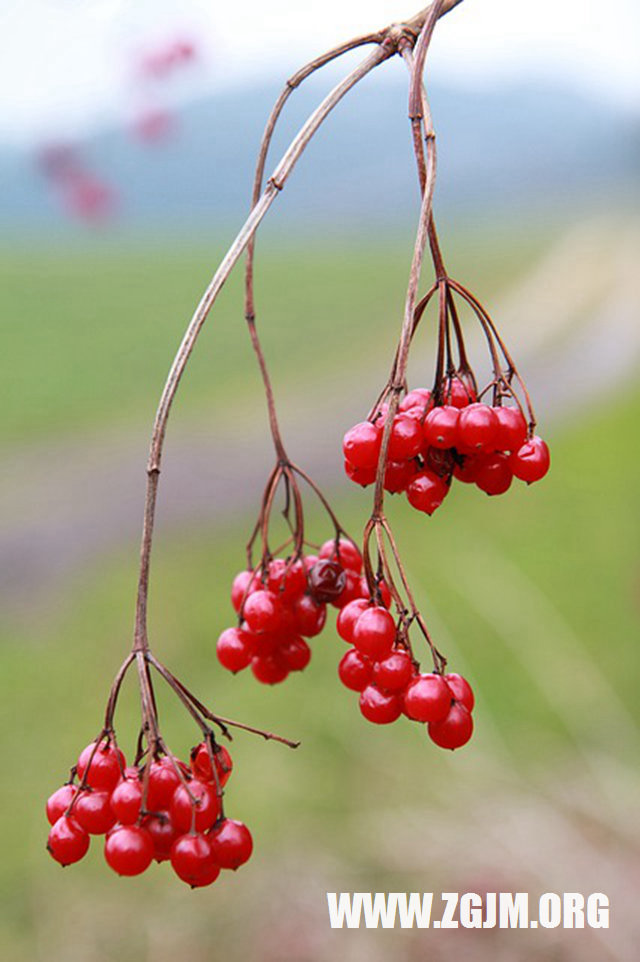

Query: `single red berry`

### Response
(170, 833, 219, 886)
(475, 452, 513, 495)
(444, 673, 475, 711)
(266, 557, 307, 600)
(331, 569, 365, 609)
(388, 415, 423, 460)
(337, 598, 370, 644)
(243, 589, 283, 633)
(171, 779, 220, 833)
(46, 784, 77, 826)
(342, 421, 382, 469)
(47, 816, 90, 866)
(104, 825, 154, 876)
(307, 560, 347, 603)
(384, 459, 417, 493)
(292, 594, 326, 637)
(457, 403, 500, 453)
(251, 654, 289, 685)
(146, 758, 181, 810)
(494, 406, 527, 452)
(208, 818, 253, 870)
(423, 406, 459, 449)
(190, 858, 222, 888)
(444, 375, 477, 408)
(406, 470, 449, 515)
(399, 387, 432, 414)
(191, 743, 233, 787)
(319, 539, 362, 574)
(77, 740, 124, 791)
(373, 650, 414, 693)
(404, 673, 452, 722)
(359, 685, 403, 724)
(141, 812, 177, 862)
(338, 648, 373, 691)
(428, 702, 474, 749)
(216, 626, 255, 672)
(509, 435, 550, 483)
(352, 606, 396, 660)
(344, 459, 376, 487)
(74, 789, 117, 835)
(423, 446, 455, 478)
(230, 569, 257, 612)
(110, 779, 143, 825)
(280, 635, 311, 671)
(453, 454, 481, 483)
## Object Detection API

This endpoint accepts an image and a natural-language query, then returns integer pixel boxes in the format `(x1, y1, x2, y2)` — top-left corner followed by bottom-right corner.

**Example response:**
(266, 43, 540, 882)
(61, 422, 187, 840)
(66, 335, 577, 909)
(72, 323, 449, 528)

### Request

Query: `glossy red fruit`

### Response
(146, 758, 181, 810)
(142, 812, 177, 862)
(266, 558, 307, 600)
(338, 648, 373, 691)
(110, 779, 143, 825)
(344, 459, 376, 486)
(361, 578, 392, 609)
(280, 636, 311, 671)
(243, 590, 282, 633)
(495, 406, 527, 452)
(337, 599, 370, 644)
(388, 415, 423, 460)
(171, 833, 219, 886)
(423, 406, 459, 449)
(47, 816, 90, 865)
(74, 789, 117, 835)
(359, 685, 402, 724)
(216, 626, 255, 672)
(77, 741, 124, 791)
(319, 539, 362, 574)
(373, 650, 414, 693)
(453, 454, 481, 483)
(457, 403, 500, 453)
(105, 825, 154, 876)
(384, 459, 417, 493)
(445, 376, 476, 409)
(475, 452, 513, 495)
(343, 421, 382, 469)
(171, 779, 220, 833)
(406, 470, 449, 515)
(191, 743, 233, 787)
(230, 569, 257, 612)
(331, 568, 365, 609)
(46, 784, 77, 825)
(444, 673, 475, 711)
(404, 673, 452, 722)
(509, 435, 550, 483)
(251, 654, 289, 685)
(208, 819, 253, 870)
(352, 606, 396, 660)
(292, 595, 326, 637)
(307, 560, 346, 603)
(399, 388, 432, 413)
(428, 703, 473, 749)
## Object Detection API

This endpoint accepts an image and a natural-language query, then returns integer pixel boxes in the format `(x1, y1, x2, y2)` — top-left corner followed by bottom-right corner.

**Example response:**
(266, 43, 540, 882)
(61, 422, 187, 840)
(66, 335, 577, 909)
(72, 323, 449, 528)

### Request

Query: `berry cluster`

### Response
(46, 737, 252, 887)
(336, 599, 474, 749)
(217, 539, 384, 684)
(343, 378, 550, 514)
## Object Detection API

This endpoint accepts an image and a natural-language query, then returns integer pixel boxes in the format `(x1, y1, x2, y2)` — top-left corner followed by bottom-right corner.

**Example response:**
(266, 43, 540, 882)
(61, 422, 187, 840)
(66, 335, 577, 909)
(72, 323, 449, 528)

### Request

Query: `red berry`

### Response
(444, 673, 475, 711)
(423, 406, 459, 449)
(428, 702, 473, 749)
(208, 818, 253, 870)
(399, 388, 432, 413)
(495, 406, 527, 452)
(343, 421, 382, 469)
(77, 740, 124, 791)
(46, 784, 77, 825)
(331, 569, 365, 609)
(230, 569, 257, 612)
(388, 415, 423, 460)
(404, 673, 452, 722)
(280, 635, 311, 671)
(74, 789, 117, 835)
(146, 758, 181, 810)
(509, 435, 550, 483)
(384, 459, 417, 493)
(475, 452, 513, 495)
(338, 648, 373, 691)
(170, 833, 219, 886)
(216, 626, 255, 672)
(457, 403, 499, 453)
(243, 589, 282, 633)
(344, 459, 376, 487)
(453, 454, 481, 483)
(171, 779, 220, 833)
(444, 376, 476, 408)
(352, 606, 396, 660)
(104, 825, 154, 876)
(266, 557, 307, 600)
(251, 654, 289, 685)
(47, 816, 90, 866)
(191, 743, 233, 787)
(142, 812, 177, 862)
(337, 599, 370, 644)
(360, 577, 392, 609)
(359, 685, 402, 724)
(406, 470, 449, 515)
(307, 560, 346, 603)
(292, 595, 326, 637)
(110, 779, 143, 825)
(319, 539, 362, 574)
(373, 650, 414, 692)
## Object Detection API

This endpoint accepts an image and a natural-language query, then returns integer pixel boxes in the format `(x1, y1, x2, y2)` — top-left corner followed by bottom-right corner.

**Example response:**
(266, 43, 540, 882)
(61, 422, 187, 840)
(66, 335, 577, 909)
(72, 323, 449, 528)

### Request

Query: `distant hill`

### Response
(2, 75, 638, 235)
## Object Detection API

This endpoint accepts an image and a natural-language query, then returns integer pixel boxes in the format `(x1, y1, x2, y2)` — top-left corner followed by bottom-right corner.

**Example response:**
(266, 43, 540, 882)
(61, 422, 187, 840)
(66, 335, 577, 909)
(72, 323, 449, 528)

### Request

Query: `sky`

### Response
(2, 0, 639, 145)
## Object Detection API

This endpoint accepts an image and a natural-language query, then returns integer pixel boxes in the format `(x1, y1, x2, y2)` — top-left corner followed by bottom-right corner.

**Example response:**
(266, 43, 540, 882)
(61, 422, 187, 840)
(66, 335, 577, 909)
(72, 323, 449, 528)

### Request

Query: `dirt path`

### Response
(2, 216, 639, 618)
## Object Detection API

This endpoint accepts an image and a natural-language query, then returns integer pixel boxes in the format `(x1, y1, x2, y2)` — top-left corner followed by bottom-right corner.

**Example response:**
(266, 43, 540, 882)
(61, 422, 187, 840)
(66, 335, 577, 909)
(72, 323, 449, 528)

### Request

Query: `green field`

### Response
(1, 231, 638, 961)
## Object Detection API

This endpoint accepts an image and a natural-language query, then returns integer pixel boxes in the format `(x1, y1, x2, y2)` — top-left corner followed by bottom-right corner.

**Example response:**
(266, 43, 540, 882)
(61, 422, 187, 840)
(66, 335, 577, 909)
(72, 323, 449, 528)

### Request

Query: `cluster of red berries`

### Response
(217, 539, 378, 684)
(336, 599, 474, 749)
(46, 737, 252, 887)
(343, 379, 550, 514)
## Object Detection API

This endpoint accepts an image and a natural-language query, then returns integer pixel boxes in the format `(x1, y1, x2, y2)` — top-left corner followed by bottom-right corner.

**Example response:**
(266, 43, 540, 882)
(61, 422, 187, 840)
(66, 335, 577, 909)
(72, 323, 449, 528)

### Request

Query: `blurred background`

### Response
(1, 0, 639, 959)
